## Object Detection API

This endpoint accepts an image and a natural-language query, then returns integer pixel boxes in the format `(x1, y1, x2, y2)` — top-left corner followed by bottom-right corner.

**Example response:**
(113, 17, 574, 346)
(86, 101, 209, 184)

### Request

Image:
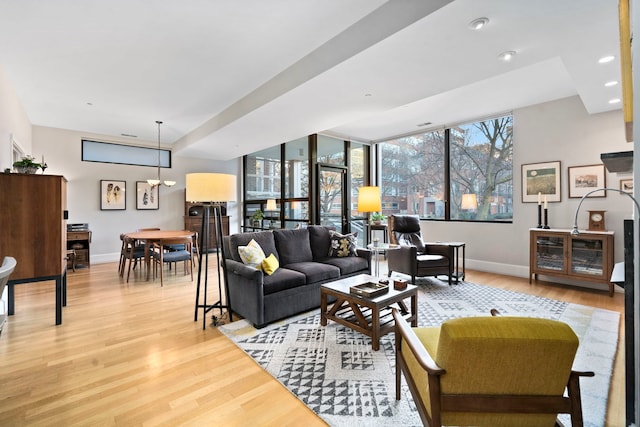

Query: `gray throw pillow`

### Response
(328, 231, 358, 257)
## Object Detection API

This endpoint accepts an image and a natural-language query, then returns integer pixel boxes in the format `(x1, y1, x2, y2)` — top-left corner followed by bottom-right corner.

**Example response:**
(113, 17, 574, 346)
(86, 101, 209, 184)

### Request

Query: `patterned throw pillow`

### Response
(328, 231, 358, 257)
(261, 253, 279, 275)
(238, 239, 266, 270)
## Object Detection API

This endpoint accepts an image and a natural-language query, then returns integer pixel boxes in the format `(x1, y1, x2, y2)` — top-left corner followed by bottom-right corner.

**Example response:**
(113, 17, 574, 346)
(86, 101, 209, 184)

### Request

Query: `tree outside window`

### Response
(379, 115, 512, 222)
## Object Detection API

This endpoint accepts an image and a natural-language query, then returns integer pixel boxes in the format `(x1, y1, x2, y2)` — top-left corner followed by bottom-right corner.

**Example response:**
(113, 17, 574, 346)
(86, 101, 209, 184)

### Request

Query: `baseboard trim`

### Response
(467, 259, 622, 294)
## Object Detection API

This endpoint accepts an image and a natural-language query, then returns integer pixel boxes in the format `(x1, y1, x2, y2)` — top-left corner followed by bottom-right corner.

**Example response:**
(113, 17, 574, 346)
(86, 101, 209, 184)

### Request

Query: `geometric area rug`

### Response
(218, 279, 620, 427)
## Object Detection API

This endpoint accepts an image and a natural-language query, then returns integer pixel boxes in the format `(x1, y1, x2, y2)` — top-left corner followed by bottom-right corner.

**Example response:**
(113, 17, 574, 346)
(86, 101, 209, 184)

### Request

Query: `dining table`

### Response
(123, 229, 195, 280)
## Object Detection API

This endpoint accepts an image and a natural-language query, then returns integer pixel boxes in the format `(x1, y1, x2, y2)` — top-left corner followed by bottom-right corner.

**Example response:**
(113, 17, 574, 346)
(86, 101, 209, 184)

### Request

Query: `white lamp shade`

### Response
(358, 186, 381, 213)
(461, 193, 478, 210)
(186, 173, 237, 202)
(266, 199, 277, 211)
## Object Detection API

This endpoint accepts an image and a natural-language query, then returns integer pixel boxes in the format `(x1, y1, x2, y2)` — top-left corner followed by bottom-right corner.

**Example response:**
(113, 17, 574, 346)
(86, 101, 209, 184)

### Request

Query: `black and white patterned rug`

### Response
(219, 279, 619, 427)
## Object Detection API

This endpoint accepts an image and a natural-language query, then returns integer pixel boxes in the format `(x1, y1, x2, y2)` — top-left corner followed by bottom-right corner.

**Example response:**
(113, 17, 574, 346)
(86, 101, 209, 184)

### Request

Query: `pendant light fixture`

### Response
(147, 120, 176, 188)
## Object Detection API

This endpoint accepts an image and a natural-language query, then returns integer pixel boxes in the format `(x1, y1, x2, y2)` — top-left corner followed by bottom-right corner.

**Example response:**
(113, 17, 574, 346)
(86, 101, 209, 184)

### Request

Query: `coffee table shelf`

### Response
(320, 274, 417, 350)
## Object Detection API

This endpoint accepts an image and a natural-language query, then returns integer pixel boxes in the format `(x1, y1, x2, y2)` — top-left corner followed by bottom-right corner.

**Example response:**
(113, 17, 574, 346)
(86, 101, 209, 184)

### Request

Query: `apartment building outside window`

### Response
(379, 114, 513, 222)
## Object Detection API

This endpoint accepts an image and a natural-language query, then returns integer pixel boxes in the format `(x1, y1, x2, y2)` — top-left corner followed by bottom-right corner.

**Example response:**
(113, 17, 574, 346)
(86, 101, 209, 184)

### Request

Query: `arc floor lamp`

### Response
(186, 173, 237, 329)
(571, 186, 638, 425)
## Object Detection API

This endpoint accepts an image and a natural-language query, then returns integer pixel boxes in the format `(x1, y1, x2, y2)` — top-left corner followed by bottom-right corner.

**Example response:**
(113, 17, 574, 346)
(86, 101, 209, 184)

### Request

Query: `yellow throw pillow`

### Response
(261, 253, 279, 275)
(238, 239, 266, 270)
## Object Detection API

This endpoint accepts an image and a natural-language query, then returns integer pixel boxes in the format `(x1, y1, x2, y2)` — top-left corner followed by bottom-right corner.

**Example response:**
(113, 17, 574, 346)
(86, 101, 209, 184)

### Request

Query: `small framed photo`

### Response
(521, 161, 561, 203)
(620, 178, 633, 194)
(568, 164, 606, 198)
(100, 180, 126, 210)
(136, 181, 159, 210)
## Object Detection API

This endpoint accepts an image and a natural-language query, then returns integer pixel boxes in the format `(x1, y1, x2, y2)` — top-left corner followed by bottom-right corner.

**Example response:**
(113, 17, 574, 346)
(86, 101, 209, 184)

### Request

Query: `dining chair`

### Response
(123, 236, 146, 283)
(152, 237, 193, 286)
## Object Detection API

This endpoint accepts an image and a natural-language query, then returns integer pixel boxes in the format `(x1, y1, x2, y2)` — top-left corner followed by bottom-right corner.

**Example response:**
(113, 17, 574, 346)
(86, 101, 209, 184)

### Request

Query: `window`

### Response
(379, 130, 446, 219)
(379, 115, 513, 222)
(82, 139, 171, 167)
(284, 137, 308, 199)
(245, 146, 281, 200)
(450, 116, 513, 221)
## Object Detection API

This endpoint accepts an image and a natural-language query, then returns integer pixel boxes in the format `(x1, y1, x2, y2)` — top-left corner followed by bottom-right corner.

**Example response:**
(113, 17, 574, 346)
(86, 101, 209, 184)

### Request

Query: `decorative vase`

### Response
(15, 166, 39, 174)
(373, 220, 382, 225)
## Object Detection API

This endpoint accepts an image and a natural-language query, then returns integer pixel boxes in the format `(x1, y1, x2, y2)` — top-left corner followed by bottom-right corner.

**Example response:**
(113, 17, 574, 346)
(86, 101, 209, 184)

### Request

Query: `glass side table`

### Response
(367, 242, 400, 277)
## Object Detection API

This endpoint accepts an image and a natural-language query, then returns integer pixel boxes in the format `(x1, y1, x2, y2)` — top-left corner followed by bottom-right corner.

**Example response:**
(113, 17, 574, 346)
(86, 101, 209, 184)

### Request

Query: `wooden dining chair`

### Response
(151, 236, 193, 286)
(122, 236, 146, 283)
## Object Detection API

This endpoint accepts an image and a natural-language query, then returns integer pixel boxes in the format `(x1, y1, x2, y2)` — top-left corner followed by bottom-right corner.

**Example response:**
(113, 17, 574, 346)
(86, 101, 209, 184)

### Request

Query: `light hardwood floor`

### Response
(0, 262, 625, 426)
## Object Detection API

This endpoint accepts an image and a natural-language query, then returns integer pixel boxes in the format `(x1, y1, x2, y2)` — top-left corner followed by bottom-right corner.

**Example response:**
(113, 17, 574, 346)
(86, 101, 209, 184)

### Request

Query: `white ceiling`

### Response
(0, 0, 623, 160)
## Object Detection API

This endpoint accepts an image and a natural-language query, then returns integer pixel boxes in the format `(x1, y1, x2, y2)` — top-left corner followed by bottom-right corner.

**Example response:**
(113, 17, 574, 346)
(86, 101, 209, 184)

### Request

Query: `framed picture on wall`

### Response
(521, 161, 561, 203)
(136, 181, 159, 210)
(568, 164, 606, 198)
(100, 180, 126, 210)
(620, 178, 633, 194)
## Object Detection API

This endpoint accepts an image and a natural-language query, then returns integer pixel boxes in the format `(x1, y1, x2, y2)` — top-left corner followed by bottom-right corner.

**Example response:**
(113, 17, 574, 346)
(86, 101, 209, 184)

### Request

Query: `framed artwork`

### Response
(620, 178, 633, 194)
(136, 181, 159, 210)
(521, 161, 561, 203)
(100, 180, 126, 210)
(568, 164, 606, 198)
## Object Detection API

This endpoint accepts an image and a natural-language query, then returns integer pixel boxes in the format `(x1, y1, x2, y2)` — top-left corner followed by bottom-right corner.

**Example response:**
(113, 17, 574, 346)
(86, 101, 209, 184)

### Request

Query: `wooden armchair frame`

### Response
(392, 309, 594, 427)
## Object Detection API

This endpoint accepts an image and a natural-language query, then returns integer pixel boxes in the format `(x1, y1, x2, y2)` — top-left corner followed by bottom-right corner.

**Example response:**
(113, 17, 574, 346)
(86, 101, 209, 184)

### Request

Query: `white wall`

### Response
(0, 66, 32, 170)
(32, 126, 241, 263)
(421, 95, 630, 290)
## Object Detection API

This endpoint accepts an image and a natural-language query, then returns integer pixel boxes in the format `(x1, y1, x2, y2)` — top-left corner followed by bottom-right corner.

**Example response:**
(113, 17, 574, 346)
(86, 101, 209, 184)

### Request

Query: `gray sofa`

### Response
(223, 225, 371, 328)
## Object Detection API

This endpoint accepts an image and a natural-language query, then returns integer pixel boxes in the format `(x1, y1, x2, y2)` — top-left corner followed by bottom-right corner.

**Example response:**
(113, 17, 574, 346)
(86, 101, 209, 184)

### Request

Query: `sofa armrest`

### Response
(357, 247, 372, 263)
(225, 258, 264, 282)
(224, 259, 267, 326)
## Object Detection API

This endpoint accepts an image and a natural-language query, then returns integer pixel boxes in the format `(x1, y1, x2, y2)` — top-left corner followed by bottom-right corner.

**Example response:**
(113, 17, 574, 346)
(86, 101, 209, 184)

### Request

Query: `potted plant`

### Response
(370, 212, 387, 225)
(251, 209, 264, 227)
(13, 155, 42, 174)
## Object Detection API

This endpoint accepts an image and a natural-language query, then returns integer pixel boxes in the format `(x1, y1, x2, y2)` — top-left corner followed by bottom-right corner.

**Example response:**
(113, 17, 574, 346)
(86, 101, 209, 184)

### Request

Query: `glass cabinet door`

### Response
(571, 238, 605, 276)
(536, 235, 565, 271)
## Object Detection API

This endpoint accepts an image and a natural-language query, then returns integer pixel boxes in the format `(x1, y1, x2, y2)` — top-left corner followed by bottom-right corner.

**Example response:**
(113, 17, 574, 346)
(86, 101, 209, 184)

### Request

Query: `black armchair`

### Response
(387, 214, 452, 285)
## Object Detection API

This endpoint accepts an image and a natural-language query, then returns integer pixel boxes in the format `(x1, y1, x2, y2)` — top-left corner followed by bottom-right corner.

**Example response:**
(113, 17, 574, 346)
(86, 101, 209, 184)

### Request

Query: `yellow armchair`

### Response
(392, 309, 594, 427)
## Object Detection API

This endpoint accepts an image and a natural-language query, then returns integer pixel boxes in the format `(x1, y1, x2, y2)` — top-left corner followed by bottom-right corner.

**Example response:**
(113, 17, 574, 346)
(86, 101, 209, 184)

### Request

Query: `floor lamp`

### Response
(358, 186, 382, 274)
(571, 187, 638, 426)
(186, 173, 237, 329)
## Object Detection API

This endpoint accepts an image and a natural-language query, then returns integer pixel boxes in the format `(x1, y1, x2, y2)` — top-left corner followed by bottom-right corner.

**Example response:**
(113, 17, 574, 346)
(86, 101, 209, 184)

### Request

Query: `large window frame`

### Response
(378, 114, 513, 223)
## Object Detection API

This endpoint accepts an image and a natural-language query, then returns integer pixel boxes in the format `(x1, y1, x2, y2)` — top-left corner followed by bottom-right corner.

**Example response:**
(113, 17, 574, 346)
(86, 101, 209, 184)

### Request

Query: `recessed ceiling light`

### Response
(598, 55, 615, 64)
(364, 93, 372, 97)
(498, 50, 516, 62)
(86, 102, 93, 106)
(604, 81, 618, 87)
(468, 17, 489, 30)
(609, 98, 621, 104)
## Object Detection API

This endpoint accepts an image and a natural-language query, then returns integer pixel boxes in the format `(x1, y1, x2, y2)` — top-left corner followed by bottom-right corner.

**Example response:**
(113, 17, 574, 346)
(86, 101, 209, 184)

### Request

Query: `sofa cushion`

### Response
(283, 261, 340, 284)
(308, 225, 335, 260)
(328, 231, 358, 257)
(238, 239, 266, 270)
(228, 231, 278, 263)
(262, 267, 306, 295)
(273, 228, 313, 265)
(319, 256, 369, 275)
(261, 253, 279, 275)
